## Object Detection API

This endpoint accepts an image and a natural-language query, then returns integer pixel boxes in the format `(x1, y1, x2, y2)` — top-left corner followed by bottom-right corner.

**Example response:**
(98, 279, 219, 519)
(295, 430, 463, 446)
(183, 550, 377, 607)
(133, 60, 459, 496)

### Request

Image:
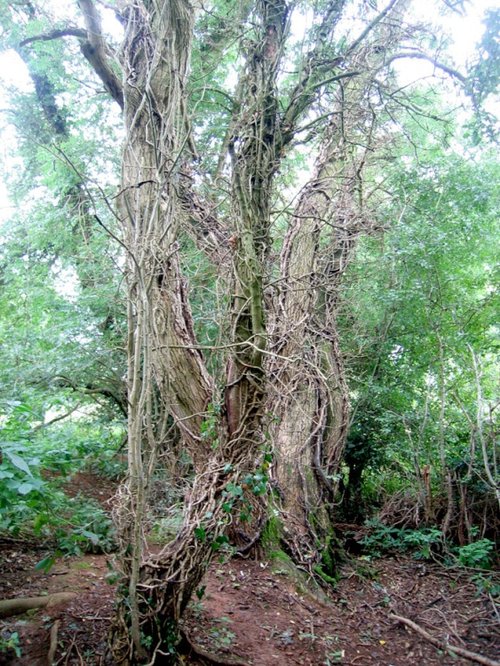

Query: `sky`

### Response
(0, 0, 496, 225)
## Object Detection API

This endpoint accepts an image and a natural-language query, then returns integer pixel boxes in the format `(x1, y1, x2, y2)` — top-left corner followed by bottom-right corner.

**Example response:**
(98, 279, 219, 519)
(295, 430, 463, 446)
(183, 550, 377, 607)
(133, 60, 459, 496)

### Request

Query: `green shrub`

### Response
(401, 528, 442, 560)
(361, 522, 442, 560)
(457, 539, 495, 570)
(360, 520, 404, 557)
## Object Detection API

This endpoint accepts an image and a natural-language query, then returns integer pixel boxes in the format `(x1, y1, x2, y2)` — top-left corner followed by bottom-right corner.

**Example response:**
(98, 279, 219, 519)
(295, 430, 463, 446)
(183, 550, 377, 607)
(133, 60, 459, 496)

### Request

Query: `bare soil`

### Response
(0, 474, 498, 665)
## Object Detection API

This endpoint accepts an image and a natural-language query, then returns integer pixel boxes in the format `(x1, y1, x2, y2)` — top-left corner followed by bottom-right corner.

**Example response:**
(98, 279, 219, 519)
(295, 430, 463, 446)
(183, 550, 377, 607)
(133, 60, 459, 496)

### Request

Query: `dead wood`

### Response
(0, 592, 76, 618)
(390, 613, 500, 666)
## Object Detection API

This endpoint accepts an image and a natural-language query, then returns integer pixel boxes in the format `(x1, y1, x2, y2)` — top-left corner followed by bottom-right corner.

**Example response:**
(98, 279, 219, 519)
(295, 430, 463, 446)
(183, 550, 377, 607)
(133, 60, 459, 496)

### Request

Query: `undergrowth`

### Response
(0, 401, 121, 557)
(360, 519, 497, 571)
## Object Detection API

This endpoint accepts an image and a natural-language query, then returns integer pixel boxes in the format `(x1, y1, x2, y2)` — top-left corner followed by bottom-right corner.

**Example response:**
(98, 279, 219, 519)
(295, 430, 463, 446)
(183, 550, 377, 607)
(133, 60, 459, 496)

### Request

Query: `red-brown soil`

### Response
(0, 474, 498, 665)
(1, 545, 498, 665)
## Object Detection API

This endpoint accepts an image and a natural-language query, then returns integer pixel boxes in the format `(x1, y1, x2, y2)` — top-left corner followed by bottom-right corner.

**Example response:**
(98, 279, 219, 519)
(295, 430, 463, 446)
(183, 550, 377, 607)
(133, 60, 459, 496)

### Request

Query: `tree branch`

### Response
(19, 28, 87, 47)
(346, 0, 401, 55)
(77, 0, 124, 108)
(178, 172, 231, 269)
(17, 2, 124, 109)
(52, 374, 127, 416)
(32, 404, 82, 432)
(390, 614, 500, 666)
(385, 51, 467, 83)
(280, 1, 349, 142)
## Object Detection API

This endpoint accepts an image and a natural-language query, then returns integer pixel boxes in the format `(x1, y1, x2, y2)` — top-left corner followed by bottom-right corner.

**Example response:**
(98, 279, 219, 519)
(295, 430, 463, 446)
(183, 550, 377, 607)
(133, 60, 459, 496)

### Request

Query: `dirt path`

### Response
(1, 542, 498, 665)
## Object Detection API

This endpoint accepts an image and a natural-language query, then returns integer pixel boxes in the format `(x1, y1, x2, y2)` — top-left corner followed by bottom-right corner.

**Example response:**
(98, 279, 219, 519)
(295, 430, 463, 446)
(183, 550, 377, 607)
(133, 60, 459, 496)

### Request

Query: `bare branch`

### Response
(32, 404, 82, 432)
(18, 1, 124, 108)
(310, 69, 361, 92)
(280, 1, 349, 141)
(390, 614, 500, 666)
(346, 0, 401, 55)
(52, 374, 127, 416)
(178, 171, 230, 268)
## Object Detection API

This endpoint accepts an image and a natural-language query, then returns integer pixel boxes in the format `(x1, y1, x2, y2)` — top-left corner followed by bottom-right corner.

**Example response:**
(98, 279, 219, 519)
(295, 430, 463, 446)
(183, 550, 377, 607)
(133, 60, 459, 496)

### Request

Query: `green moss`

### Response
(269, 549, 294, 576)
(314, 532, 346, 587)
(71, 560, 92, 570)
(261, 515, 283, 551)
(353, 559, 378, 580)
(313, 564, 338, 586)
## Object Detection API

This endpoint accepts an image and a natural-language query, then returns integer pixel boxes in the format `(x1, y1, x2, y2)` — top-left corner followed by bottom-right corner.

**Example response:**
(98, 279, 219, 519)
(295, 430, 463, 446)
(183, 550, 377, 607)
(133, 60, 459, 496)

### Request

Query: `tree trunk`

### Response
(106, 1, 216, 661)
(267, 44, 392, 565)
(110, 1, 288, 662)
(61, 0, 417, 660)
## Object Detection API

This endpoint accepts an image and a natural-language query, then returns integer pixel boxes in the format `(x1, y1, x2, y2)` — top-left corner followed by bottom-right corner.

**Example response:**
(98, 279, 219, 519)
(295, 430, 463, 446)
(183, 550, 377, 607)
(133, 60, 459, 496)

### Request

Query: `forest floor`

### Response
(0, 474, 498, 665)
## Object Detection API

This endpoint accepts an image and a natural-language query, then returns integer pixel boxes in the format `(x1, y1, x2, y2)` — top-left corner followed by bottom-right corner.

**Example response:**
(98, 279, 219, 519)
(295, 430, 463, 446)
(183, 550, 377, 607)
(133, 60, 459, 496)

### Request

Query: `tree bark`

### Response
(267, 22, 407, 564)
(110, 1, 290, 662)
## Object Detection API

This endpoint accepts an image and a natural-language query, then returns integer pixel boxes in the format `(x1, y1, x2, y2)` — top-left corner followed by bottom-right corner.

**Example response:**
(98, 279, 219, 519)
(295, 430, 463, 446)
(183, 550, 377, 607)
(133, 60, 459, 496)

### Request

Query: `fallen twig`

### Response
(389, 613, 500, 666)
(63, 634, 77, 666)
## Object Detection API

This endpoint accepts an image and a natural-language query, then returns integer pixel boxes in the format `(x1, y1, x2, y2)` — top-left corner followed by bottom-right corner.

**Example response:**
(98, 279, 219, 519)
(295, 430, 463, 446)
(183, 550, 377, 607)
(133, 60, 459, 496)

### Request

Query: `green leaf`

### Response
(17, 482, 36, 495)
(194, 527, 207, 542)
(80, 529, 101, 545)
(35, 554, 58, 573)
(195, 585, 206, 600)
(226, 483, 243, 498)
(4, 450, 32, 476)
(0, 470, 15, 479)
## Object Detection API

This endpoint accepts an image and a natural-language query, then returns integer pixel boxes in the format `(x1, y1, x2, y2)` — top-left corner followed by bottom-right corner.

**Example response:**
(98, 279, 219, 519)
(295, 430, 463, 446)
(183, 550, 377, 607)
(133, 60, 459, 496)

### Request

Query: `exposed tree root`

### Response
(390, 613, 500, 666)
(47, 619, 61, 665)
(235, 515, 265, 557)
(0, 592, 76, 618)
(180, 628, 249, 666)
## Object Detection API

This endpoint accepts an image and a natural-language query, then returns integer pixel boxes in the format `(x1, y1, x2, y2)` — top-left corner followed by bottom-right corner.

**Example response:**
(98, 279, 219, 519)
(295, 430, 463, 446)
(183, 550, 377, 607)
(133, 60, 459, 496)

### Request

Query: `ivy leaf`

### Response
(226, 483, 243, 498)
(194, 527, 207, 542)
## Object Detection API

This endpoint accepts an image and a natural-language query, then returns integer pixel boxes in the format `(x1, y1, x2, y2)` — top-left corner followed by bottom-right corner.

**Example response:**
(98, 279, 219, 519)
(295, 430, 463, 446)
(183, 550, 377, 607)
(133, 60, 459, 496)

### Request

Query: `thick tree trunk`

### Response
(70, 0, 415, 660)
(267, 67, 377, 565)
(110, 2, 288, 662)
(11, 0, 462, 661)
(106, 2, 218, 662)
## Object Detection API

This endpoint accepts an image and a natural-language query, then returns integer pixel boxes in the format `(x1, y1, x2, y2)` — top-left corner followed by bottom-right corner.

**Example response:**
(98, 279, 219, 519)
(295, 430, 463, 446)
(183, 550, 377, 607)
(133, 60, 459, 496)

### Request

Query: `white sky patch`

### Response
(0, 180, 14, 225)
(0, 0, 496, 231)
(52, 262, 79, 302)
(0, 49, 33, 92)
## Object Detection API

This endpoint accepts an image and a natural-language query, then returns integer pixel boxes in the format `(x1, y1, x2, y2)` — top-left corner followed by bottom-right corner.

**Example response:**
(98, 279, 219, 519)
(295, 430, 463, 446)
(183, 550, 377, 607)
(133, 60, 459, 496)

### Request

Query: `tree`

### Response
(340, 148, 499, 531)
(0, 0, 490, 662)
